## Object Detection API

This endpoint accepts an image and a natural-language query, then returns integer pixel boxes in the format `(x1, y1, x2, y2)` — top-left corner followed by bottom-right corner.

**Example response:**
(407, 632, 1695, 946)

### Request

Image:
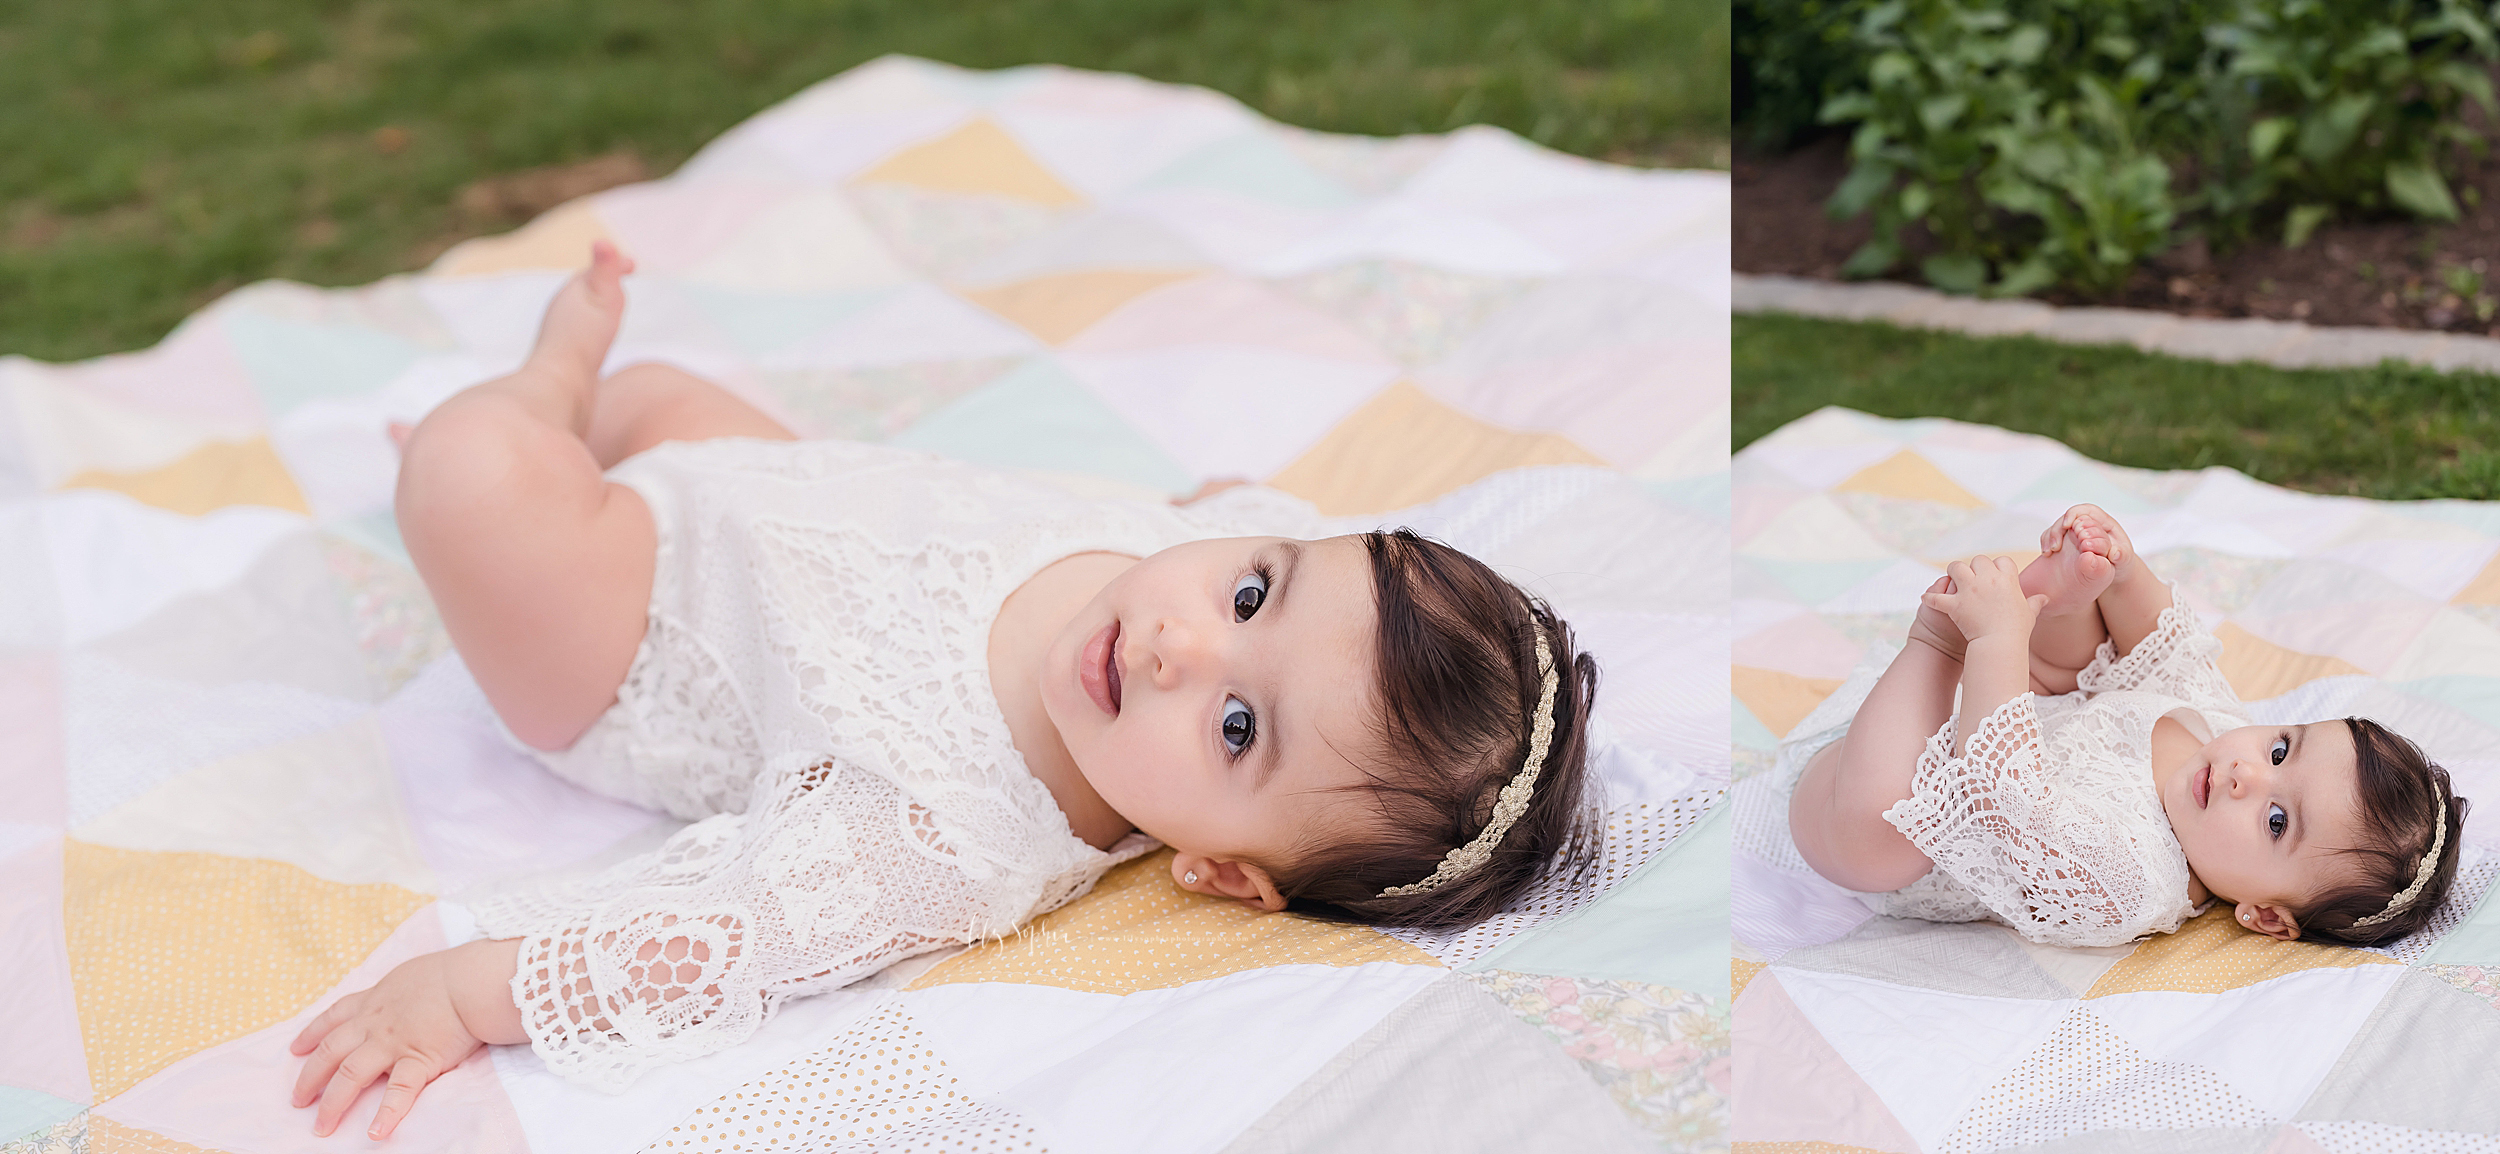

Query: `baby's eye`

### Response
(2268, 803, 2287, 839)
(2271, 737, 2289, 765)
(1221, 696, 1257, 757)
(1233, 570, 1269, 622)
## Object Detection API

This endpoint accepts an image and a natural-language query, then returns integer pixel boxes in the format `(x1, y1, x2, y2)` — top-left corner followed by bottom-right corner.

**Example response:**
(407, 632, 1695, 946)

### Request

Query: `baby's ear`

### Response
(1171, 853, 1286, 912)
(2238, 901, 2301, 941)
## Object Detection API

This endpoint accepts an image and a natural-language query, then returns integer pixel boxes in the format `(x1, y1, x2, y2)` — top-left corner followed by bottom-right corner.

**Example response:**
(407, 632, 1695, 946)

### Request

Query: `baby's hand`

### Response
(1922, 555, 2048, 644)
(289, 948, 487, 1140)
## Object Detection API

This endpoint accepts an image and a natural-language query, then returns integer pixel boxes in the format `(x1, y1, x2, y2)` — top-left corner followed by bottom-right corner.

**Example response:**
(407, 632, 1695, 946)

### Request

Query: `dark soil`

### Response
(1735, 133, 2500, 335)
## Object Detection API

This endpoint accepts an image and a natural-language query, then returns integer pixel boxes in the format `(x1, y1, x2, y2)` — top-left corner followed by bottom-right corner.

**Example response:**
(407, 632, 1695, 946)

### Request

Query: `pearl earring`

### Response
(1184, 871, 1199, 885)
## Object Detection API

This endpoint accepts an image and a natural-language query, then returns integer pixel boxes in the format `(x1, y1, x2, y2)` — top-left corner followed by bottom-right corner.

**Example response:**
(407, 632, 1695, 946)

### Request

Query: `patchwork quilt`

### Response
(1731, 408, 2500, 1154)
(0, 57, 1728, 1154)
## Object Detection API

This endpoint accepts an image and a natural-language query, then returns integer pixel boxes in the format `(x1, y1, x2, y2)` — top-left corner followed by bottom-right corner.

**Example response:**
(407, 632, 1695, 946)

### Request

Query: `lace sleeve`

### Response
(468, 754, 1007, 1092)
(2074, 602, 2240, 713)
(1881, 697, 2173, 948)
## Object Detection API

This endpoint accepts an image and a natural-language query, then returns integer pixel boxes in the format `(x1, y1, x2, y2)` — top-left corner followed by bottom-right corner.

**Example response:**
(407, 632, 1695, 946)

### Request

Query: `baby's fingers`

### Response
(291, 1024, 363, 1108)
(313, 1044, 391, 1138)
(369, 1056, 438, 1141)
(289, 994, 355, 1058)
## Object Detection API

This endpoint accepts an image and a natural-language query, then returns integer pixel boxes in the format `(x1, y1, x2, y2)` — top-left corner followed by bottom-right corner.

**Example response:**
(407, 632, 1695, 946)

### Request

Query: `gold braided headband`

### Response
(1378, 627, 1558, 899)
(2350, 782, 2449, 930)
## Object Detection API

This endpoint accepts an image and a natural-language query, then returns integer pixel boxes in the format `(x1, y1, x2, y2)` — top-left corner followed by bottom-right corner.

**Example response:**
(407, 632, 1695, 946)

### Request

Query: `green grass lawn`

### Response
(0, 0, 1728, 364)
(1736, 313, 2500, 500)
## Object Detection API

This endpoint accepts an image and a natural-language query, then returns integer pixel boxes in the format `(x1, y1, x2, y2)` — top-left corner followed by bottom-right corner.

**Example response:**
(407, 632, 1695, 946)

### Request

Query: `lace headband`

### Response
(2350, 783, 2450, 930)
(1378, 627, 1558, 899)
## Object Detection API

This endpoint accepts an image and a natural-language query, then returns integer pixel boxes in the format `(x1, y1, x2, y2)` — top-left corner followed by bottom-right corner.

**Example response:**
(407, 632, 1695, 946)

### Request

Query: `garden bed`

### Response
(1736, 130, 2500, 336)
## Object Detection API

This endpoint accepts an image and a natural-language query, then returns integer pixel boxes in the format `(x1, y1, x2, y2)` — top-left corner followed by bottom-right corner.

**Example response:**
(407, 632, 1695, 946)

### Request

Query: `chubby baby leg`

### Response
(1786, 585, 1960, 893)
(2019, 509, 2121, 694)
(397, 244, 658, 750)
(585, 363, 797, 468)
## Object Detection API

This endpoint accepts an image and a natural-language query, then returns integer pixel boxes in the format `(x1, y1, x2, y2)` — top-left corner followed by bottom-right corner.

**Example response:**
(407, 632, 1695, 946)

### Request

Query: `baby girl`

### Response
(286, 245, 1602, 1136)
(1784, 503, 2467, 950)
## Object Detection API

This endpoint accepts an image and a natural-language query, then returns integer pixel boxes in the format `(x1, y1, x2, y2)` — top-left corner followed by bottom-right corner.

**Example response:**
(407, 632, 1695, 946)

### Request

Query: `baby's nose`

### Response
(1150, 617, 1213, 686)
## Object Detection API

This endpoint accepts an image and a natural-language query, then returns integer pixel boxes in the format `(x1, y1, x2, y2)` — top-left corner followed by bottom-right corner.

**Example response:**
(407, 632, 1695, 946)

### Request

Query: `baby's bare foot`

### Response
(523, 241, 635, 381)
(1907, 575, 1968, 661)
(2021, 516, 2117, 617)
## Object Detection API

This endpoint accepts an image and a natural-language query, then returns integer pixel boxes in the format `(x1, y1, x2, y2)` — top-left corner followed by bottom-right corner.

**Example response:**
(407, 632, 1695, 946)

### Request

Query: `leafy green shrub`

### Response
(2206, 0, 2498, 241)
(1741, 0, 2500, 296)
(1734, 0, 1871, 148)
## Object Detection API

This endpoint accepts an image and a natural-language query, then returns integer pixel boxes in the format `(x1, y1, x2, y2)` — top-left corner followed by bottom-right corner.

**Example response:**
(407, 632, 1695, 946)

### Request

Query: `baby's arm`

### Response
(1922, 555, 2047, 757)
(289, 938, 524, 1140)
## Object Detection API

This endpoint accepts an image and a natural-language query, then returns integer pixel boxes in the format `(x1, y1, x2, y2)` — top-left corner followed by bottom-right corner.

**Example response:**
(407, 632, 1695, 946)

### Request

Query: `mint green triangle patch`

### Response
(1648, 472, 1730, 522)
(0, 1087, 82, 1145)
(2399, 503, 2500, 538)
(1749, 557, 1895, 605)
(2389, 675, 2500, 729)
(332, 510, 412, 568)
(2427, 875, 2500, 965)
(223, 311, 427, 418)
(680, 284, 893, 356)
(2009, 462, 2156, 517)
(1467, 801, 1730, 999)
(890, 357, 1193, 494)
(1137, 132, 1353, 208)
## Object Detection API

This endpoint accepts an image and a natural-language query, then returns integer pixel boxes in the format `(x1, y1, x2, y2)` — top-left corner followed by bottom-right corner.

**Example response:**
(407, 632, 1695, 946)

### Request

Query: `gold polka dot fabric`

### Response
(1732, 956, 1767, 1003)
(644, 1002, 1041, 1154)
(854, 118, 1083, 206)
(2083, 898, 2396, 1000)
(58, 436, 309, 517)
(1265, 382, 1605, 516)
(1732, 667, 1846, 741)
(63, 842, 430, 1098)
(909, 850, 1439, 995)
(1834, 449, 1987, 509)
(87, 1116, 227, 1154)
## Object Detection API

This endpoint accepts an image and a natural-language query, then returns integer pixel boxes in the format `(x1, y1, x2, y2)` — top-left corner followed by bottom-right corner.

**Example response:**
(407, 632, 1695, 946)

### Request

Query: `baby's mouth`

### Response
(2194, 763, 2211, 809)
(1107, 622, 1123, 713)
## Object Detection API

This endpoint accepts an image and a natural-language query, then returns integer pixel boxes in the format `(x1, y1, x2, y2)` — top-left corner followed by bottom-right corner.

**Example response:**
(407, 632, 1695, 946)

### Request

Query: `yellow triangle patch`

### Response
(855, 118, 1082, 207)
(64, 842, 430, 1099)
(911, 850, 1438, 996)
(90, 1117, 228, 1154)
(433, 199, 614, 277)
(2453, 550, 2500, 605)
(1265, 382, 1604, 515)
(2083, 904, 2395, 999)
(1732, 956, 1767, 1003)
(58, 436, 309, 517)
(959, 269, 1196, 343)
(2215, 621, 2370, 700)
(1833, 449, 1987, 508)
(1732, 666, 1845, 741)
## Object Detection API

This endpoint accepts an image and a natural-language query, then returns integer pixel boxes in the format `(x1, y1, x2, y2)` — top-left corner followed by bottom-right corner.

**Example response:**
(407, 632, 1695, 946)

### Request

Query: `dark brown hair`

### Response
(2292, 718, 2470, 946)
(1262, 528, 1601, 932)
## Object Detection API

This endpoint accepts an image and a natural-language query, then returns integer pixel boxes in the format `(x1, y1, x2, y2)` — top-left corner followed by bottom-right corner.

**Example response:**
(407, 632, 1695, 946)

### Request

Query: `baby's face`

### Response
(1039, 534, 1380, 887)
(2157, 720, 2366, 936)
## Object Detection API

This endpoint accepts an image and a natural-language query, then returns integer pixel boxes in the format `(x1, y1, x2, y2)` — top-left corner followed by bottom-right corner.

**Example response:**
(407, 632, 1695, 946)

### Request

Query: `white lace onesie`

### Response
(1780, 603, 2238, 948)
(466, 439, 1324, 1091)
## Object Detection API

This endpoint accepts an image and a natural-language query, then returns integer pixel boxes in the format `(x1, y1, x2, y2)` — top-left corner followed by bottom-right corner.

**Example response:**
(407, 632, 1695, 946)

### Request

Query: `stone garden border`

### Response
(1735, 273, 2500, 375)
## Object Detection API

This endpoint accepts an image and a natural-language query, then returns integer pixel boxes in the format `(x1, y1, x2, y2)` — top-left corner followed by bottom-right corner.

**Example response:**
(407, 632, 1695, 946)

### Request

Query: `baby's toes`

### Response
(2074, 548, 2114, 583)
